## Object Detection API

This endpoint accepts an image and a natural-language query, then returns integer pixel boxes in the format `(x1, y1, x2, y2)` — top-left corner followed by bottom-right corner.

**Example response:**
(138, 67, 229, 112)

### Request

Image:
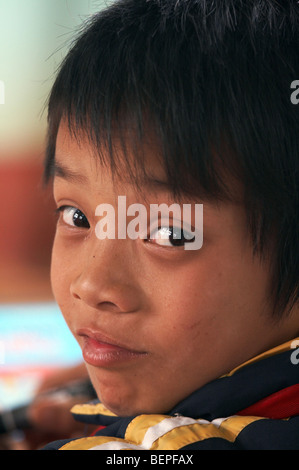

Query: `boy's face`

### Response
(51, 123, 296, 416)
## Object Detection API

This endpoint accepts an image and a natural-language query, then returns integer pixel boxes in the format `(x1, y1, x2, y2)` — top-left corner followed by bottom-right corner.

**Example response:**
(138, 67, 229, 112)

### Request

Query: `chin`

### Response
(101, 395, 172, 418)
(98, 389, 164, 417)
(87, 366, 170, 417)
(99, 395, 143, 417)
(90, 377, 140, 417)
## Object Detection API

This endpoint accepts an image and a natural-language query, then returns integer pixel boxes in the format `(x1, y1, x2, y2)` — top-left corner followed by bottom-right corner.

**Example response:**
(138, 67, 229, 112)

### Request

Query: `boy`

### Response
(43, 0, 299, 449)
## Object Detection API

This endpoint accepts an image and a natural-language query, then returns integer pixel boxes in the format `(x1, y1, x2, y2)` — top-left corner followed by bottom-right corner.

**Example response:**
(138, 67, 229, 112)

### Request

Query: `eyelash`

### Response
(55, 205, 195, 248)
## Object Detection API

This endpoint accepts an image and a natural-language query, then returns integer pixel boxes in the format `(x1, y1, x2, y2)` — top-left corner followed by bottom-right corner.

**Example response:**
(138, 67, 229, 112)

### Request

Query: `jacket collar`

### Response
(71, 337, 299, 424)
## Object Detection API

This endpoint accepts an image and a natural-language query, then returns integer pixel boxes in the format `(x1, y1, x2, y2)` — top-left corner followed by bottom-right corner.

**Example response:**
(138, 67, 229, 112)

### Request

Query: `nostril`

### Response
(70, 275, 141, 313)
(99, 301, 122, 312)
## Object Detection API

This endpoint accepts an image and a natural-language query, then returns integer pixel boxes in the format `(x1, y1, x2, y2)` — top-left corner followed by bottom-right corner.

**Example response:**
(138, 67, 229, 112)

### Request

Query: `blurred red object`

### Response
(0, 153, 56, 301)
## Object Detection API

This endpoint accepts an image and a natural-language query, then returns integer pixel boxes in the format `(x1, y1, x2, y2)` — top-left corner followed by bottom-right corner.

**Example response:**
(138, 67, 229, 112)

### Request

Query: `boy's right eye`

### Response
(56, 206, 90, 229)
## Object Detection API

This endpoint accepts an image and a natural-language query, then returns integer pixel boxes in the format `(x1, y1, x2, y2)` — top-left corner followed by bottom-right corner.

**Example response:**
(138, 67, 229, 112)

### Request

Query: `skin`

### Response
(51, 122, 299, 417)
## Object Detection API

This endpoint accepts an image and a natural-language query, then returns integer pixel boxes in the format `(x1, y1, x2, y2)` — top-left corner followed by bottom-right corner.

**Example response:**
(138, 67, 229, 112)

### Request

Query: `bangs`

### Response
(44, 7, 239, 202)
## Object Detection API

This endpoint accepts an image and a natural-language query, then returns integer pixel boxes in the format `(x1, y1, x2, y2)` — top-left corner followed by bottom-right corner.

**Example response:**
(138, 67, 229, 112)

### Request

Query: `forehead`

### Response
(54, 121, 193, 204)
(54, 120, 244, 208)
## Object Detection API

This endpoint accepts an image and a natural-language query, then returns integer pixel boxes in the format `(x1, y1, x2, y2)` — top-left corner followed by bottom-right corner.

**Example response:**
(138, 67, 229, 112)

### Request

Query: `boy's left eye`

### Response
(56, 206, 90, 229)
(149, 226, 195, 248)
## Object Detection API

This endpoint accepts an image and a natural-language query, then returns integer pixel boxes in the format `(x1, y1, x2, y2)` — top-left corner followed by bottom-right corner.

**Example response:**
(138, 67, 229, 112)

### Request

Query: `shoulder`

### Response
(42, 414, 299, 450)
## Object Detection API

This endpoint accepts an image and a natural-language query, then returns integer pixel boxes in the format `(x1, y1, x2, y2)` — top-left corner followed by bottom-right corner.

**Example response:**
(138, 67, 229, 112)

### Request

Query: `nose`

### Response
(70, 240, 143, 314)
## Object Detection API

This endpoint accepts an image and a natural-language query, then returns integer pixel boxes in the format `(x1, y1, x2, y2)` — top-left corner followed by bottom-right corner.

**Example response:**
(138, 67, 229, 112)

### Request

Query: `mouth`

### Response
(77, 328, 148, 367)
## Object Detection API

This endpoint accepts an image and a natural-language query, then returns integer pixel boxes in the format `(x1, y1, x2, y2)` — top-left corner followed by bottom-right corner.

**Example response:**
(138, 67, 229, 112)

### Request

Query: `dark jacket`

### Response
(44, 338, 299, 450)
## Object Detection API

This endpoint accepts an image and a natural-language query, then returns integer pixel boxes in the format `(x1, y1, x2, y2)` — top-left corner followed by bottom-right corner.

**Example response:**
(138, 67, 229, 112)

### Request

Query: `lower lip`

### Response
(82, 337, 146, 367)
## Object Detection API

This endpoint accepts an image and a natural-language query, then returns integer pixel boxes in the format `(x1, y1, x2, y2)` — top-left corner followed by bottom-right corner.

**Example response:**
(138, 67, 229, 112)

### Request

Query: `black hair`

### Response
(44, 0, 299, 318)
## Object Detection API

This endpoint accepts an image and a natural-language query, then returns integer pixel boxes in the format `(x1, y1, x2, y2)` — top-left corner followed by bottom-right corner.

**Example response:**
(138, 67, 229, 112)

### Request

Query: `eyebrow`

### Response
(52, 160, 203, 204)
(53, 160, 172, 190)
(52, 161, 89, 185)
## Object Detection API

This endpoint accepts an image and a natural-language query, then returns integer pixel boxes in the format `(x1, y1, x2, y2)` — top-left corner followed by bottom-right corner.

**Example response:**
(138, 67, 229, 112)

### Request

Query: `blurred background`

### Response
(0, 0, 106, 449)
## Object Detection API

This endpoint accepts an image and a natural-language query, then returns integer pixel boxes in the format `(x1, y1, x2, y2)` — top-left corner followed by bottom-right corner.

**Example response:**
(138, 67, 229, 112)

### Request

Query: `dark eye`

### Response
(57, 206, 90, 229)
(149, 226, 195, 247)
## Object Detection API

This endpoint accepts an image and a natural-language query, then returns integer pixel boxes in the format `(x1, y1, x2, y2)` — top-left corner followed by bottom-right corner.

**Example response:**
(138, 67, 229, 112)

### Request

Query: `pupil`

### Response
(73, 210, 89, 228)
(170, 228, 195, 246)
(169, 228, 185, 246)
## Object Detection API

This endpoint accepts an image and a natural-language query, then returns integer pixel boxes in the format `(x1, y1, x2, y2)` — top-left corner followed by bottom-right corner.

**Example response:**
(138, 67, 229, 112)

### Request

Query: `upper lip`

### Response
(76, 327, 146, 354)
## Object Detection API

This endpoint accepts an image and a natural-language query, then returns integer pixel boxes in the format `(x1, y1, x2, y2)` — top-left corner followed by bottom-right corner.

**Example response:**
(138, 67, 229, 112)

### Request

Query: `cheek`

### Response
(159, 261, 228, 318)
(153, 267, 224, 349)
(156, 249, 264, 349)
(50, 237, 75, 312)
